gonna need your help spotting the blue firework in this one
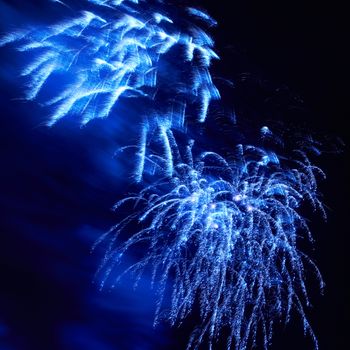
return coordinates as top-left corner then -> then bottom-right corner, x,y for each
95,138 -> 325,350
0,0 -> 219,127
0,1 -> 328,349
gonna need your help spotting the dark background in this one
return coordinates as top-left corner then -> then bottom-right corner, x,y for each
0,0 -> 348,349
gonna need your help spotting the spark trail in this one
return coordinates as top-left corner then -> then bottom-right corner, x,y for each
95,137 -> 326,350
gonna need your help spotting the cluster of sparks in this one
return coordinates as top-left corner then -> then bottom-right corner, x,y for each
97,139 -> 325,350
1,0 -> 326,349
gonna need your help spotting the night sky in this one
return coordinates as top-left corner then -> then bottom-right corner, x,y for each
0,1 -> 348,349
